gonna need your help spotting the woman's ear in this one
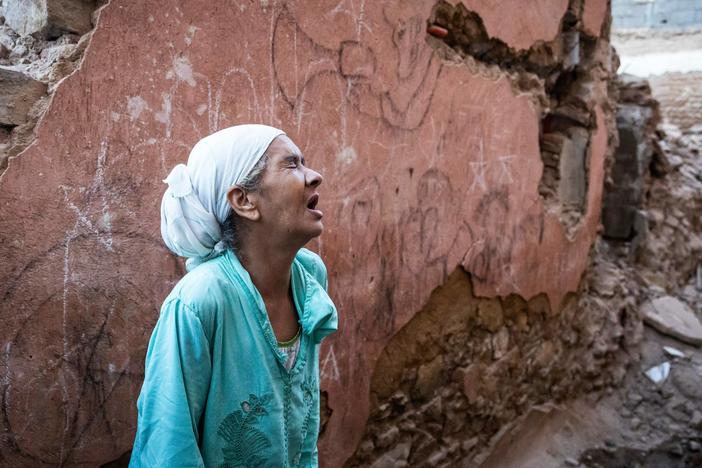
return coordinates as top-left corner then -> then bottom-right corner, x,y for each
227,186 -> 261,221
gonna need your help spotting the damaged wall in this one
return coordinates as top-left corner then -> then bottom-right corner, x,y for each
0,0 -> 622,466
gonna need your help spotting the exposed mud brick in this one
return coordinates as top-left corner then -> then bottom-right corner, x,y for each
602,76 -> 662,241
4,0 -> 95,38
0,66 -> 47,125
478,298 -> 504,332
414,355 -> 445,400
558,126 -> 589,207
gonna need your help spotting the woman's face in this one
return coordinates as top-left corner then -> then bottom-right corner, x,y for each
254,135 -> 324,246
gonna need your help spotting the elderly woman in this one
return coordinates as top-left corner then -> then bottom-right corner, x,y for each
130,125 -> 338,467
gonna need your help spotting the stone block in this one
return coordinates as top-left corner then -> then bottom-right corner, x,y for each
4,0 -> 95,38
0,66 -> 47,125
642,296 -> 702,346
0,26 -> 15,48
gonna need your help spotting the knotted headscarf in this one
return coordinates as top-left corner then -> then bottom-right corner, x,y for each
160,124 -> 285,270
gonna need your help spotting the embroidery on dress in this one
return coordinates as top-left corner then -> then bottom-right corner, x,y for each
217,393 -> 274,468
292,379 -> 317,468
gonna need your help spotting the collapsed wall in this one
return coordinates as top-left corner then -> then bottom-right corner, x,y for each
0,0 -> 624,466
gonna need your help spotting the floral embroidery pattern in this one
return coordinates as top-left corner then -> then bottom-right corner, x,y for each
292,379 -> 317,467
217,393 -> 274,468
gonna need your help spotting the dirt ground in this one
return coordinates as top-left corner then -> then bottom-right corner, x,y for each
478,325 -> 702,468
611,28 -> 702,57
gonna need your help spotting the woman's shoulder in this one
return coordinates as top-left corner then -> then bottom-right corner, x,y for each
295,248 -> 328,290
165,255 -> 238,317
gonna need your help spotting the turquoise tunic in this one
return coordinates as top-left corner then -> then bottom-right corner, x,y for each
130,249 -> 338,468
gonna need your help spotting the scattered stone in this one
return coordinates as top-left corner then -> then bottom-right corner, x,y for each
662,346 -> 685,359
630,417 -> 642,430
455,364 -> 483,405
0,66 -> 47,125
690,441 -> 701,452
425,447 -> 448,466
491,327 -> 510,360
628,392 -> 643,405
4,0 -> 96,38
356,440 -> 374,459
461,436 -> 479,453
690,411 -> 702,428
370,442 -> 411,468
420,396 -> 443,422
644,361 -> 671,384
375,426 -> 399,448
565,457 -> 580,466
669,442 -> 684,457
641,296 -> 702,346
671,365 -> 702,401
377,403 -> 391,420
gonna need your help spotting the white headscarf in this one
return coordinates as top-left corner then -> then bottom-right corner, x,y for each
160,124 -> 285,270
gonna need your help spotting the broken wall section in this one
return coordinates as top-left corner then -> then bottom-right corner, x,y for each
603,74 -> 702,303
347,262 -> 641,468
429,0 -> 616,236
601,74 -> 663,242
0,0 -> 102,173
347,1 -> 629,467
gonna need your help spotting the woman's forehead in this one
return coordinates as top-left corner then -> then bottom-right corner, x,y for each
267,135 -> 303,158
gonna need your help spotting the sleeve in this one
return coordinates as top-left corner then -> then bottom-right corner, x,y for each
129,299 -> 212,468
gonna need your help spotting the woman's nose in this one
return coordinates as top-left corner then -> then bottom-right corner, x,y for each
306,167 -> 323,188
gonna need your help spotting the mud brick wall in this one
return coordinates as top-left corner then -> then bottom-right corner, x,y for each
0,1 -> 625,466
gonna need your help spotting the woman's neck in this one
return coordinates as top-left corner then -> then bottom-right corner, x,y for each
236,234 -> 299,301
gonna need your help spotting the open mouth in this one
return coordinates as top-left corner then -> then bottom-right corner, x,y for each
306,194 -> 323,219
307,194 -> 319,210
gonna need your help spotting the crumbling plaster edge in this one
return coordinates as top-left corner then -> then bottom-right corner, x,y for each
0,1 -> 113,186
